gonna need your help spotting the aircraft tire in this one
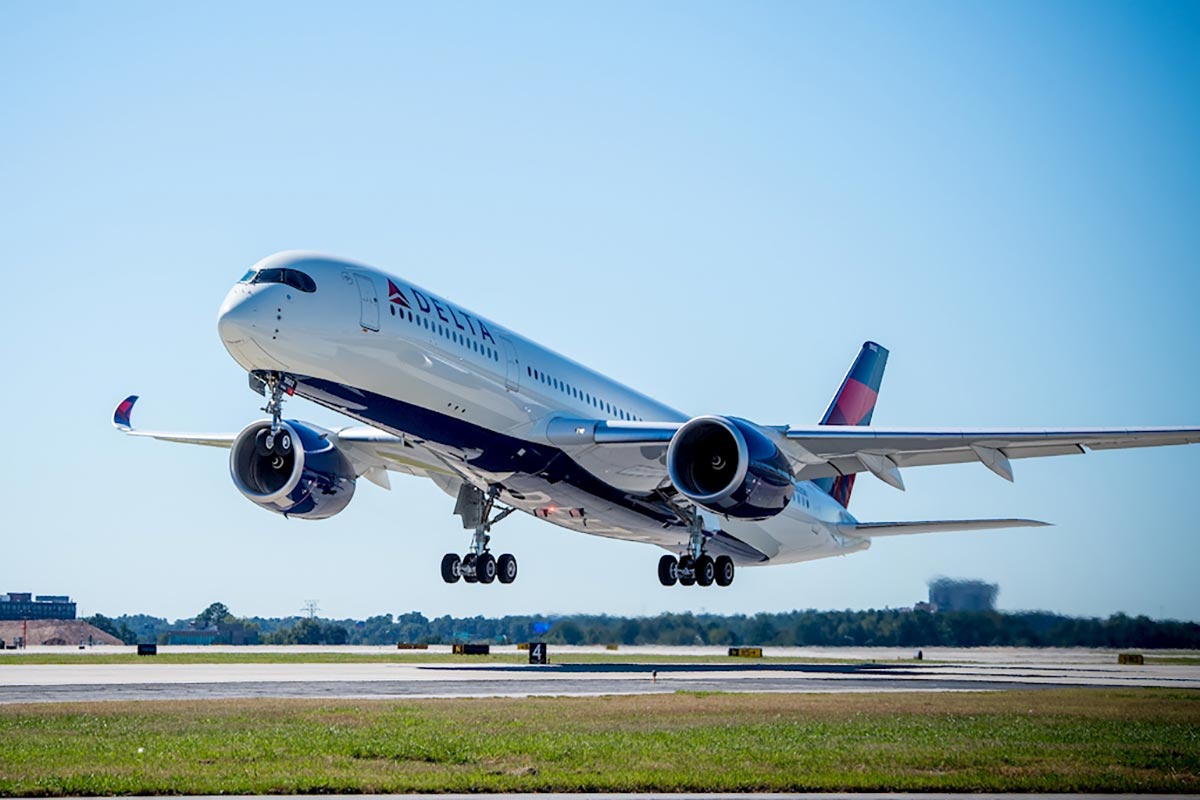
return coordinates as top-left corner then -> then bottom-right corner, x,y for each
657,555 -> 678,586
462,553 -> 479,583
477,552 -> 497,584
695,555 -> 715,587
678,555 -> 696,586
440,553 -> 461,584
715,555 -> 735,587
497,553 -> 518,584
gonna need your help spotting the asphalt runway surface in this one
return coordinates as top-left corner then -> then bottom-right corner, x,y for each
2,650 -> 1197,704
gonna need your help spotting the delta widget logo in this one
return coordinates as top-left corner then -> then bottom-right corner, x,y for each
387,279 -> 412,309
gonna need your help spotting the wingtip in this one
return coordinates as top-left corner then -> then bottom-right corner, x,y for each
113,395 -> 139,431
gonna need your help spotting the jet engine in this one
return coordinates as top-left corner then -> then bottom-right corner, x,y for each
229,420 -> 356,519
666,415 -> 794,519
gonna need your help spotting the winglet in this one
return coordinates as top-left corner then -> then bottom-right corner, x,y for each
113,395 -> 138,431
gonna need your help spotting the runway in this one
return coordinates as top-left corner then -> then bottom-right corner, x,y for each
2,648 -> 1197,704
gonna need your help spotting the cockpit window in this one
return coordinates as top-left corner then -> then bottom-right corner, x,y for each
239,269 -> 257,282
250,268 -> 317,293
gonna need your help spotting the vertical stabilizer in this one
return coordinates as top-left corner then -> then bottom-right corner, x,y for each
813,341 -> 888,507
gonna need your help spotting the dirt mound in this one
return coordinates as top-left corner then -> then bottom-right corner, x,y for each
0,620 -> 122,647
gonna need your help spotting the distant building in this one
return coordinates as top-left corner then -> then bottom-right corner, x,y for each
0,592 -> 76,620
164,622 -> 259,646
217,621 -> 259,645
165,627 -> 220,645
928,578 -> 998,612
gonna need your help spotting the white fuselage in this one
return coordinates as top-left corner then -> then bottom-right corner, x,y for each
217,252 -> 867,565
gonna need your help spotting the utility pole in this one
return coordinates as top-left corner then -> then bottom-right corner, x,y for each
301,600 -> 320,619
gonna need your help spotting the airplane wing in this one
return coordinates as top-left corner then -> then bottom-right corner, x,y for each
112,396 -> 236,448
112,395 -> 457,485
545,417 -> 1200,490
781,425 -> 1200,489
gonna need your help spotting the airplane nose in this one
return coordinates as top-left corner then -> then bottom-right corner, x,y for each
218,286 -> 257,343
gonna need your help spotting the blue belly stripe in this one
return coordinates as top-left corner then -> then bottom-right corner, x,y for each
295,377 -> 768,562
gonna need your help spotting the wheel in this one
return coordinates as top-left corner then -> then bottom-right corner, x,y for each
274,431 -> 292,455
657,555 -> 678,587
462,553 -> 478,583
255,429 -> 273,457
695,555 -> 715,587
476,552 -> 497,584
678,555 -> 696,586
715,555 -> 735,587
440,553 -> 461,584
497,553 -> 518,584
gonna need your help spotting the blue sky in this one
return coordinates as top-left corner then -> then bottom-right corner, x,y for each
2,1 -> 1197,622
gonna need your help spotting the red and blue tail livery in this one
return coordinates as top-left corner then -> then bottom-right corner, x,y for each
820,341 -> 888,427
814,342 -> 889,507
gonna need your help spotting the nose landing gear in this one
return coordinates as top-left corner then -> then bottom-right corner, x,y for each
441,485 -> 519,585
250,371 -> 297,449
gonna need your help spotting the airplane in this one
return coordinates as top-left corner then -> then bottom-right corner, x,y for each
114,251 -> 1200,588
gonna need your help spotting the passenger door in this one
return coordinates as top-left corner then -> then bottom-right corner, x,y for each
499,336 -> 520,392
354,274 -> 380,332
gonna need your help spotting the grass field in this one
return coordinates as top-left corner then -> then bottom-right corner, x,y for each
1147,655 -> 1200,665
0,651 -> 866,666
0,688 -> 1196,795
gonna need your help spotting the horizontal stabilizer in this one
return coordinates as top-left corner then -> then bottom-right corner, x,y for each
842,518 -> 1050,537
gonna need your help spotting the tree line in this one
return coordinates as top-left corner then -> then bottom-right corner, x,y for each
86,606 -> 1200,649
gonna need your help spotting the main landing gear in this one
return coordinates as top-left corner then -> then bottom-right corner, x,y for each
657,506 -> 735,588
441,485 -> 518,585
658,553 -> 735,588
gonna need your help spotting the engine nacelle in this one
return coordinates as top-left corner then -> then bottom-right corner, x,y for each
666,415 -> 794,519
230,420 -> 356,519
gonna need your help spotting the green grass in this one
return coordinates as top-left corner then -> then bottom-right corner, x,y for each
0,689 -> 1197,794
0,651 -> 863,666
1147,655 -> 1200,665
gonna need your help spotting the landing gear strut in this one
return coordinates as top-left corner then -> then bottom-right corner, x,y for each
441,485 -> 519,585
250,371 -> 297,453
252,372 -> 296,458
657,505 -> 735,588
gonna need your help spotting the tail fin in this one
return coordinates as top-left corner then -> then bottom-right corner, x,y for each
813,341 -> 889,507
